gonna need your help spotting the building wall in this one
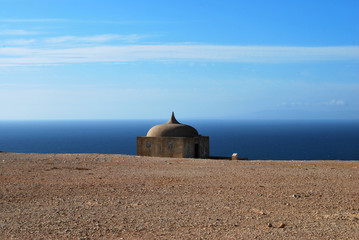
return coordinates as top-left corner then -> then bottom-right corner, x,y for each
137,136 -> 209,158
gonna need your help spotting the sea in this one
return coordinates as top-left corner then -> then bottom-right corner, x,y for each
0,119 -> 358,160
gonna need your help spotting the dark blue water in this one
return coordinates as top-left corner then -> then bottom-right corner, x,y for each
0,120 -> 358,160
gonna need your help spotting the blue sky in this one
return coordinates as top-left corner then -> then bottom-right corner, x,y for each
0,0 -> 358,120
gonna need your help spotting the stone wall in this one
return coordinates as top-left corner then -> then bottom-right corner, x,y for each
137,136 -> 209,158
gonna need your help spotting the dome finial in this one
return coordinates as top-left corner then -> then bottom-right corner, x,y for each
146,112 -> 199,137
168,112 -> 180,124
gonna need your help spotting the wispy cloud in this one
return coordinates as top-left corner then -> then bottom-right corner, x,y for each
1,18 -> 65,23
2,39 -> 36,46
320,99 -> 347,106
0,18 -> 172,25
1,45 -> 358,66
0,34 -> 146,48
279,99 -> 348,108
45,34 -> 146,44
278,102 -> 311,107
0,29 -> 39,35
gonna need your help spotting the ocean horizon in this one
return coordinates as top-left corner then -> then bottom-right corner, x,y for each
0,119 -> 358,160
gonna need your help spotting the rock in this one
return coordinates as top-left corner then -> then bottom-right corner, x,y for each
278,223 -> 285,228
267,223 -> 272,228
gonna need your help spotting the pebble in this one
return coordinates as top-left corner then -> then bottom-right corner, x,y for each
278,223 -> 285,228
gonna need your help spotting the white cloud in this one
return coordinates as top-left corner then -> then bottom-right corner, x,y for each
0,45 -> 358,66
279,99 -> 348,108
0,19 -> 147,24
1,18 -> 64,23
278,102 -> 311,107
2,39 -> 36,45
45,34 -> 145,44
0,29 -> 39,35
321,99 -> 347,106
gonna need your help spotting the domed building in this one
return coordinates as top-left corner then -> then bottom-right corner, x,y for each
137,112 -> 209,158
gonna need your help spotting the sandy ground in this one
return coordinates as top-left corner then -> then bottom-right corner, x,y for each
0,152 -> 358,239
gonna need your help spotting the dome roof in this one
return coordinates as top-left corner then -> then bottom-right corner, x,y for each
146,112 -> 199,137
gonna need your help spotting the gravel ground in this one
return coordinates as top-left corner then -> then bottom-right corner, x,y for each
1,152 -> 358,239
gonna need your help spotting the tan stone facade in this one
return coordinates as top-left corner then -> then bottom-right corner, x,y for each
137,136 -> 209,158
